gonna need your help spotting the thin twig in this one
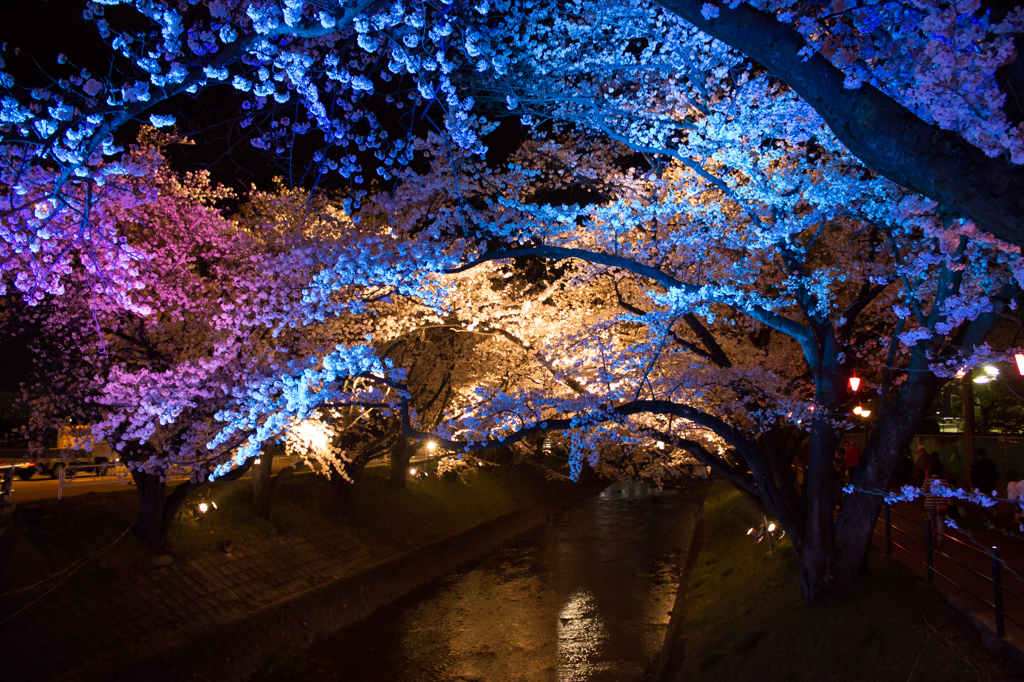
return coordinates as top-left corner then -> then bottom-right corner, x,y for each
907,632 -> 928,682
924,616 -> 984,682
0,523 -> 134,625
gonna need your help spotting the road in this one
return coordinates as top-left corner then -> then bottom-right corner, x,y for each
8,469 -> 137,503
5,454 -> 439,503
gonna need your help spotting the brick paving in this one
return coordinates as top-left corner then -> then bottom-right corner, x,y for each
0,527 -> 372,681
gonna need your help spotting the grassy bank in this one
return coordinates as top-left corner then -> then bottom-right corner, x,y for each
682,483 -> 1024,681
12,463 -> 574,585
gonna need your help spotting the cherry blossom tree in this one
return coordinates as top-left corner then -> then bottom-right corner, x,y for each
4,0 -> 1024,598
3,0 -> 1022,253
427,139 -> 1019,598
202,95 -> 1024,599
6,133 -> 398,545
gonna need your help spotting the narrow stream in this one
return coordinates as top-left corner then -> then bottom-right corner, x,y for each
287,481 -> 695,682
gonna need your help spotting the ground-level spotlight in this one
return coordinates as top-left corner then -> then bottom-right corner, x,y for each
198,502 -> 209,513
747,515 -> 784,555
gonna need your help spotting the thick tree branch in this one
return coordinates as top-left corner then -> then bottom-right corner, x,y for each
656,0 -> 1024,248
650,429 -> 757,495
448,245 -> 818,361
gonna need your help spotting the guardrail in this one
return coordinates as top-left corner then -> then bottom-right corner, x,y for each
52,462 -> 131,500
876,504 -> 1024,638
0,456 -> 305,503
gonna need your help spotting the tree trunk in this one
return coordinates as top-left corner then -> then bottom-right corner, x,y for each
132,470 -> 166,548
833,356 -> 940,587
252,441 -> 284,519
330,456 -> 369,508
829,300 -> 1004,588
390,437 -> 415,488
783,334 -> 849,602
832,440 -> 903,586
798,412 -> 842,601
130,470 -> 203,550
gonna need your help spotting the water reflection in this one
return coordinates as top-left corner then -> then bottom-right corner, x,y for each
286,481 -> 692,682
557,590 -> 609,681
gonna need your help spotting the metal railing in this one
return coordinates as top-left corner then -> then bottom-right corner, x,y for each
876,504 -> 1024,638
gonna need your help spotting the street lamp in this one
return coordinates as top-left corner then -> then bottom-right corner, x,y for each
971,365 -> 999,384
849,376 -> 861,392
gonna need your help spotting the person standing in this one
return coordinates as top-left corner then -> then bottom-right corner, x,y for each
795,438 -> 810,493
914,445 -> 929,486
923,453 -> 950,545
1007,471 -> 1020,528
844,440 -> 863,484
845,440 -> 862,471
971,447 -> 1000,496
892,448 -> 914,488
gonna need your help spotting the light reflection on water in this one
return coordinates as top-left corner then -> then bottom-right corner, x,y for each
286,481 -> 693,682
557,590 -> 610,681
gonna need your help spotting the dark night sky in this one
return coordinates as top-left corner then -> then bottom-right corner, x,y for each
0,1 -> 533,393
2,0 -> 301,191
2,1 -> 528,190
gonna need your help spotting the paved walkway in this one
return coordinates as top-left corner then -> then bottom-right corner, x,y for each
872,501 -> 1024,652
0,525 -> 372,681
